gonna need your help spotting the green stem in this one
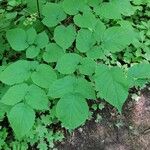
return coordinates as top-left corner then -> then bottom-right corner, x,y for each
36,0 -> 41,18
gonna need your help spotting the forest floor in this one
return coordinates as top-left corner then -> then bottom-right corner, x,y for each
57,87 -> 150,150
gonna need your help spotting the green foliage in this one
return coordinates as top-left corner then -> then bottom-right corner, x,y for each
35,31 -> 49,49
26,46 -> 40,59
43,43 -> 64,63
48,76 -> 76,98
48,76 -> 95,99
56,53 -> 81,74
8,103 -> 35,139
94,0 -> 135,19
128,63 -> 150,79
31,64 -> 57,89
128,63 -> 150,87
54,25 -> 76,50
26,27 -> 37,45
1,83 -> 28,105
42,2 -> 66,27
0,0 -> 150,148
6,28 -> 28,51
101,27 -> 135,53
94,65 -> 130,112
74,11 -> 97,30
79,57 -> 96,76
56,93 -> 89,129
0,60 -> 32,85
25,84 -> 49,110
76,29 -> 95,52
62,0 -> 87,15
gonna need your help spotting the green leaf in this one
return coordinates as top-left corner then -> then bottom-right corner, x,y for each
113,0 -> 135,16
6,28 -> 28,51
26,27 -> 37,45
31,64 -> 57,89
94,0 -> 134,19
93,20 -> 106,43
76,29 -> 96,53
43,43 -> 64,63
78,57 -> 96,76
56,93 -> 89,129
86,46 -> 105,60
0,84 -> 9,99
128,63 -> 150,79
35,31 -> 49,49
26,0 -> 46,13
1,83 -> 28,106
26,46 -> 40,59
73,12 -> 97,30
54,25 -> 76,50
42,2 -> 66,27
56,53 -> 81,74
48,76 -> 75,98
25,84 -> 49,110
8,103 -> 35,139
94,65 -> 130,112
87,0 -> 102,7
48,76 -> 95,99
62,0 -> 87,15
94,2 -> 121,19
132,0 -> 150,5
101,27 -> 133,53
0,60 -> 31,85
75,78 -> 96,99
0,102 -> 11,114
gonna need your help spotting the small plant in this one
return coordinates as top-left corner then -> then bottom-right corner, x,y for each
0,0 -> 150,149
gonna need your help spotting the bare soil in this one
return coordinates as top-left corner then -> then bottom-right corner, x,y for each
57,87 -> 150,150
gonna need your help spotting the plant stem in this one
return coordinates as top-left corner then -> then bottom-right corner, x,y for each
36,0 -> 41,18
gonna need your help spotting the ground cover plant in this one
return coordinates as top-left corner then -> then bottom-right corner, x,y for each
0,0 -> 150,149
